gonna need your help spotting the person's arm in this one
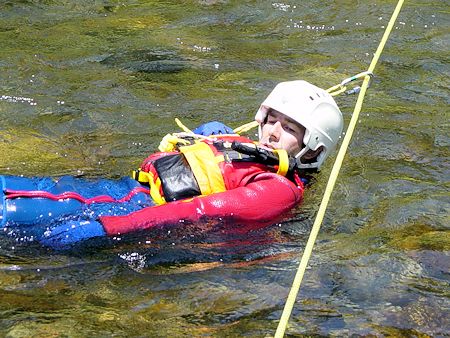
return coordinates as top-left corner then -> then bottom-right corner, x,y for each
40,172 -> 302,249
100,172 -> 302,235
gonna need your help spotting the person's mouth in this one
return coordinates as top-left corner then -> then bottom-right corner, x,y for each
259,142 -> 276,151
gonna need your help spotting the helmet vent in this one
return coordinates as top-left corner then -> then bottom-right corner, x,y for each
309,96 -> 314,100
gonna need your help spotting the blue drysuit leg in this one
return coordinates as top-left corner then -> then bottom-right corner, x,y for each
0,175 -> 153,245
0,175 -> 82,227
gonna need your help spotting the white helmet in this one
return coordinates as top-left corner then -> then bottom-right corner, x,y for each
255,80 -> 343,170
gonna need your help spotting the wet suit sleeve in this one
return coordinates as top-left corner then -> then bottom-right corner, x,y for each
100,173 -> 303,235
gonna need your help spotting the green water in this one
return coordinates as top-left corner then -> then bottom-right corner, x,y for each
0,0 -> 449,336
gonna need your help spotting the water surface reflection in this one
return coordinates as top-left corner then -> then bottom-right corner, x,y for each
0,0 -> 448,336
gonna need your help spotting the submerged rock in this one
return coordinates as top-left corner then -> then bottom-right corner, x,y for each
100,49 -> 189,74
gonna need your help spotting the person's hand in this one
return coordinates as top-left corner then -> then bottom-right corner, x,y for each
40,220 -> 106,249
192,121 -> 234,136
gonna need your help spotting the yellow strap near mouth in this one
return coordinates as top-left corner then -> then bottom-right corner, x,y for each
274,149 -> 289,176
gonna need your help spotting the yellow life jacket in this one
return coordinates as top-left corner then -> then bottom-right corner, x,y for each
133,134 -> 290,205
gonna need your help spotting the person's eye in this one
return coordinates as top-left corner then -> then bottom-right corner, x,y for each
284,125 -> 296,133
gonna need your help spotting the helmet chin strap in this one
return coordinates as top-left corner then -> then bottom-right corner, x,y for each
295,130 -> 316,168
295,147 -> 310,161
294,145 -> 326,169
294,147 -> 312,168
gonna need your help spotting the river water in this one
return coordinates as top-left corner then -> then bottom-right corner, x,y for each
0,1 -> 448,336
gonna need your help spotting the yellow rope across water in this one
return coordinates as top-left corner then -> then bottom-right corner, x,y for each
274,0 -> 406,336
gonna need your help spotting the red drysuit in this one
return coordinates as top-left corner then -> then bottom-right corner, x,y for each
100,135 -> 304,235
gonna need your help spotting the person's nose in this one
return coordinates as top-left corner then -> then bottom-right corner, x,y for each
268,121 -> 282,142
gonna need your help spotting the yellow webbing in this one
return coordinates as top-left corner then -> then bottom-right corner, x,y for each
132,170 -> 166,205
275,0 -> 406,336
274,149 -> 289,176
179,142 -> 226,195
158,133 -> 192,152
175,118 -> 193,133
233,121 -> 259,134
167,117 -> 259,139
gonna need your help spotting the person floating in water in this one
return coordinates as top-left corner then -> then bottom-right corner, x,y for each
0,80 -> 343,248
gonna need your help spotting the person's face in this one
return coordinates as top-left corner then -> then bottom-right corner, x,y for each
259,109 -> 305,156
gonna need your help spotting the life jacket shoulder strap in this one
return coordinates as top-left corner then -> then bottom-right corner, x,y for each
179,142 -> 226,195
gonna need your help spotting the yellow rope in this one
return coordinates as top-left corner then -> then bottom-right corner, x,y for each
274,0 -> 405,336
